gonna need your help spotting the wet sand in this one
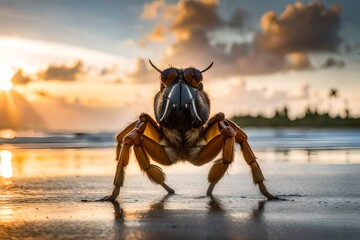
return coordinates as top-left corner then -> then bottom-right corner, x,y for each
1,148 -> 360,239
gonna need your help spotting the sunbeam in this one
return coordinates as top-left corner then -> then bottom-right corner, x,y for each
0,90 -> 45,130
0,90 -> 20,129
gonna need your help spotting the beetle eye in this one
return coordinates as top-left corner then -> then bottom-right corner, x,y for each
184,68 -> 203,88
160,68 -> 178,86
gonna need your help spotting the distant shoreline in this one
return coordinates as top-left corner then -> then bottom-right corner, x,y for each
231,110 -> 360,128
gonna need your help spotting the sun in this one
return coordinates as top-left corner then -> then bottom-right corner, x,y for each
0,68 -> 14,91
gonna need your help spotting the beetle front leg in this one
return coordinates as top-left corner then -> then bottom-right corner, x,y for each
191,118 -> 236,196
100,130 -> 133,201
206,121 -> 236,196
203,113 -> 277,200
100,114 -> 174,201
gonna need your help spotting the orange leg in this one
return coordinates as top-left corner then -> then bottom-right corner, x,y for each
201,113 -> 276,200
205,119 -> 236,196
227,119 -> 277,200
188,113 -> 236,196
114,120 -> 138,161
101,114 -> 174,201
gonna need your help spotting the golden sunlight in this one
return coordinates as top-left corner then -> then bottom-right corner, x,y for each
0,68 -> 14,91
0,150 -> 13,178
0,129 -> 16,139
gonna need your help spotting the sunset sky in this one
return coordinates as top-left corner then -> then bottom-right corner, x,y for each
0,0 -> 359,131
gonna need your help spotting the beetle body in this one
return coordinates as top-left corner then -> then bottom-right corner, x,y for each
101,60 -> 277,201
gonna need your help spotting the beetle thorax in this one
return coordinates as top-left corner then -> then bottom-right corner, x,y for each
160,126 -> 206,163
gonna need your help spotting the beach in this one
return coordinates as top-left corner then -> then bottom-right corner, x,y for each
1,0 -> 360,238
1,129 -> 360,239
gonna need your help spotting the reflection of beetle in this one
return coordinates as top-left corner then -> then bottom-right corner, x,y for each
102,60 -> 276,201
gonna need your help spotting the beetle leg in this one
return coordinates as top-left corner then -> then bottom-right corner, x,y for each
191,113 -> 231,167
101,114 -> 174,201
188,114 -> 236,196
141,135 -> 173,166
226,119 -> 277,200
201,113 -> 276,200
206,120 -> 236,196
191,135 -> 223,166
136,113 -> 174,193
133,139 -> 174,193
115,120 -> 138,161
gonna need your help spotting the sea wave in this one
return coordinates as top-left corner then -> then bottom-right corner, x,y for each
1,128 -> 360,150
0,132 -> 116,149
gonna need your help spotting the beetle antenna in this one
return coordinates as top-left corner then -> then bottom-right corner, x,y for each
201,61 -> 214,73
149,59 -> 164,74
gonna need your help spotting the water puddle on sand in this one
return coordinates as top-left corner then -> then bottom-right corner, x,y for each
1,147 -> 360,228
0,147 -> 359,180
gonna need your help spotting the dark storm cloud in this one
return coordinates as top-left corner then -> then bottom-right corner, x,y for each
39,60 -> 84,81
170,0 -> 221,34
227,8 -> 248,28
138,0 -> 343,80
321,57 -> 345,69
161,0 -> 289,77
256,2 -> 341,53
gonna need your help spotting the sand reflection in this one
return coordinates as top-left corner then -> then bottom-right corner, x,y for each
109,195 -> 270,239
0,148 -> 118,178
0,147 -> 359,179
256,148 -> 360,164
0,150 -> 13,178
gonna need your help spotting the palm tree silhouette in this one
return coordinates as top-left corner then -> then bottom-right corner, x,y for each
328,88 -> 338,117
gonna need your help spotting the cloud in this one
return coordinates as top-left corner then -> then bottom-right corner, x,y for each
287,52 -> 312,70
100,64 -> 118,76
32,87 -> 156,131
36,90 -> 100,108
160,0 -> 287,77
36,90 -> 51,98
139,1 -> 342,78
227,8 -> 248,28
321,57 -> 345,68
139,24 -> 166,46
140,0 -> 165,20
39,60 -> 84,81
32,93 -> 127,131
147,24 -> 166,42
207,79 -> 291,117
257,2 -> 341,53
170,0 -> 221,39
9,61 -> 100,86
9,60 -> 124,86
126,58 -> 158,83
11,68 -> 32,84
110,78 -> 123,84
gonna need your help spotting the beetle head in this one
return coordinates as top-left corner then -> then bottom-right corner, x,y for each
151,60 -> 213,130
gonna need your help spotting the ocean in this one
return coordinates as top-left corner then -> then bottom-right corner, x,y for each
2,128 -> 360,150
